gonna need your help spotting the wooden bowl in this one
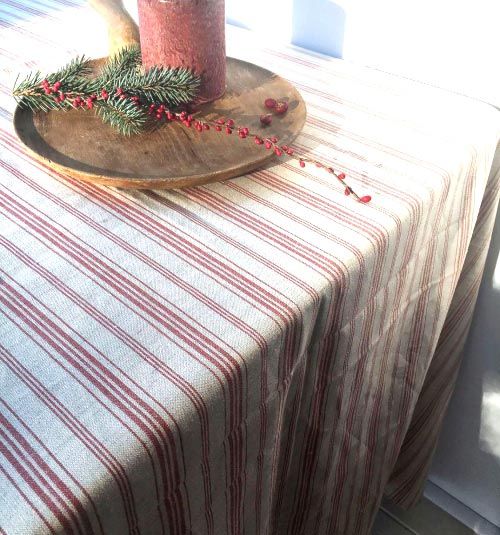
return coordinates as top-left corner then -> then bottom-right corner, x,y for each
14,57 -> 307,189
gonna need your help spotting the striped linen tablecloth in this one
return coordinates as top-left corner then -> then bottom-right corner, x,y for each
2,2 -> 500,535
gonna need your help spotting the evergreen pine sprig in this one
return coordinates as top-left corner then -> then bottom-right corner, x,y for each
94,96 -> 149,136
127,65 -> 202,107
13,46 -> 200,135
95,45 -> 142,85
12,55 -> 91,113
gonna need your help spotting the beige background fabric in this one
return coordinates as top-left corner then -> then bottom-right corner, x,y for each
1,3 -> 500,534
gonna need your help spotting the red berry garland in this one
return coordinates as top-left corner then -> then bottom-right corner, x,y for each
260,114 -> 273,126
150,98 -> 372,203
273,100 -> 288,114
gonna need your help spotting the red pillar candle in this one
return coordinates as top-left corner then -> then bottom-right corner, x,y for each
137,0 -> 226,103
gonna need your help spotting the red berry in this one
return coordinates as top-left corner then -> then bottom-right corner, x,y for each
203,123 -> 210,130
59,93 -> 66,101
156,113 -> 162,119
281,145 -> 288,151
287,148 -> 294,155
238,131 -> 246,138
265,98 -> 277,109
215,125 -> 222,131
225,126 -> 232,134
299,159 -> 306,168
260,114 -> 272,126
101,90 -> 109,99
167,112 -> 174,120
44,88 -> 52,95
227,119 -> 234,126
271,137 -> 278,143
196,124 -> 202,132
265,141 -> 272,149
241,127 -> 249,135
360,195 -> 372,203
217,118 -> 225,125
274,100 -> 288,114
254,137 -> 263,145
42,79 -> 49,87
344,187 -> 350,196
338,173 -> 346,180
86,98 -> 94,109
275,148 -> 282,156
54,96 -> 61,103
120,94 -> 126,99
116,88 -> 123,95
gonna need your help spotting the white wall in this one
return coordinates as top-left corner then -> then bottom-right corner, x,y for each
226,1 -> 500,532
227,0 -> 500,106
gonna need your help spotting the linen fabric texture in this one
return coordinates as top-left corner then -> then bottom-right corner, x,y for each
1,3 -> 500,534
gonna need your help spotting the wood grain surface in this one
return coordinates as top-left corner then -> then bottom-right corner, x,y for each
14,57 -> 307,189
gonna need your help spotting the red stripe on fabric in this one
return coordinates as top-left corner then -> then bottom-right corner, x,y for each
388,157 -> 476,469
1,149 -> 296,532
0,186 -> 239,533
145,189 -> 319,305
231,161 -> 394,529
0,466 -> 56,535
0,278 -> 185,533
404,269 -> 487,446
183,186 -> 340,376
0,413 -> 90,535
1,399 -> 105,535
269,358 -> 307,534
286,335 -> 335,534
0,423 -> 76,534
0,173 -> 247,535
1,236 -> 214,534
0,281 -> 181,535
0,180 -> 243,383
1,0 -> 76,20
67,178 -> 301,373
323,174 -> 443,532
0,179 -> 229,535
0,342 -> 141,535
225,180 -> 361,281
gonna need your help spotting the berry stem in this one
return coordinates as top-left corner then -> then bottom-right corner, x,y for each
161,109 -> 371,203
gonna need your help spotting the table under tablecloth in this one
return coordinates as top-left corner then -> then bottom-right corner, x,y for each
2,2 -> 500,535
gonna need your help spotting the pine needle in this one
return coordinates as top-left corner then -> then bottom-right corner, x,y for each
12,46 -> 201,135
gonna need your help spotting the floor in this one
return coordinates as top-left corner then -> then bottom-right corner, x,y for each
372,497 -> 475,535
